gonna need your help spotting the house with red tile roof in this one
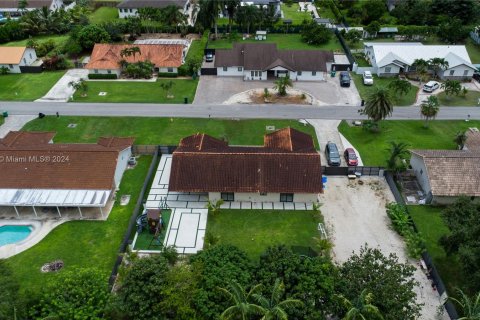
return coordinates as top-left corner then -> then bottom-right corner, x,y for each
169,127 -> 322,204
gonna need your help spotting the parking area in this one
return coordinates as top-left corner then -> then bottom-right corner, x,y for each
193,75 -> 361,106
320,176 -> 448,319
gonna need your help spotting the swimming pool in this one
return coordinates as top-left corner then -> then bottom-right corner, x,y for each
0,225 -> 33,247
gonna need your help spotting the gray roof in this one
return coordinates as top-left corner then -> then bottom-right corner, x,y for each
379,27 -> 398,33
0,0 -> 53,8
214,43 -> 334,72
117,0 -> 186,9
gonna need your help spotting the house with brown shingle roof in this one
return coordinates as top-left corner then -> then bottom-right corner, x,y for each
117,0 -> 189,19
0,47 -> 39,73
0,0 -> 64,16
214,43 -> 334,81
169,127 -> 322,204
0,131 -> 134,217
410,131 -> 480,205
85,43 -> 184,78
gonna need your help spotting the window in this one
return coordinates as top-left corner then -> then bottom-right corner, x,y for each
8,64 -> 13,68
464,70 -> 469,76
223,66 -> 228,71
238,67 -> 242,71
107,70 -> 111,74
298,71 -> 302,76
23,58 -> 26,64
29,53 -> 32,59
221,193 -> 234,201
449,70 -> 455,76
167,67 -> 174,72
251,71 -> 254,77
280,193 -> 293,202
420,169 -> 423,175
94,69 -> 98,74
312,71 -> 316,76
385,67 -> 391,73
260,192 -> 267,196
259,71 -> 262,77
129,8 -> 132,12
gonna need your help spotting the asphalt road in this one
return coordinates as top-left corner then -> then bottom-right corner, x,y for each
1,101 -> 480,120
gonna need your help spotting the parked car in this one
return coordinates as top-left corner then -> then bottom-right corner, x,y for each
205,52 -> 214,62
325,141 -> 341,166
422,81 -> 440,93
362,71 -> 373,85
339,71 -> 351,87
344,148 -> 358,166
128,156 -> 137,166
473,72 -> 480,83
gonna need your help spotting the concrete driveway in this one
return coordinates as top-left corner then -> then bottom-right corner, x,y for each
36,69 -> 88,103
193,75 -> 361,106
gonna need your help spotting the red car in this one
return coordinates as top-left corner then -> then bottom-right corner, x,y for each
344,148 -> 358,166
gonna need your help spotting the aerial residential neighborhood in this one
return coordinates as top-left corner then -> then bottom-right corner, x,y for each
1,0 -> 480,319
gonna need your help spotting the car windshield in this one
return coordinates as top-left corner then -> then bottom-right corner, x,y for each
364,74 -> 372,79
330,151 -> 339,157
424,84 -> 432,88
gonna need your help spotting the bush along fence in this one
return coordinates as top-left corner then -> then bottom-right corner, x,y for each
384,172 -> 459,319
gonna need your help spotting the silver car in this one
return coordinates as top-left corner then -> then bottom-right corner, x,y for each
423,81 -> 440,92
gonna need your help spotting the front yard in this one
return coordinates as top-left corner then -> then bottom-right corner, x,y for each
88,6 -> 119,24
437,91 -> 480,106
72,79 -> 199,103
207,33 -> 344,51
281,3 -> 312,24
338,120 -> 480,166
22,116 -> 319,147
6,155 -> 152,293
0,71 -> 65,101
206,209 -> 321,259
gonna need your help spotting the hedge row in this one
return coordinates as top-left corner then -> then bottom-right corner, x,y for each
88,73 -> 118,79
157,72 -> 178,78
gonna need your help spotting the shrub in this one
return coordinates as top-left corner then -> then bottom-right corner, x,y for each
0,66 -> 9,75
157,72 -> 178,78
124,60 -> 154,79
88,73 -> 118,79
36,39 -> 56,57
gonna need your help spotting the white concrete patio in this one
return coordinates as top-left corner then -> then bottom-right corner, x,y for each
164,208 -> 207,254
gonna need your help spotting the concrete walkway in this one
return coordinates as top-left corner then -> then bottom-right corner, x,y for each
299,1 -> 319,18
36,69 -> 88,103
0,115 -> 36,138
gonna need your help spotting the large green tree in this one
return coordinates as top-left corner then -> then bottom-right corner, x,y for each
301,21 -> 331,45
428,57 -> 449,79
360,86 -> 394,128
420,95 -> 440,128
441,79 -> 462,99
77,24 -> 110,50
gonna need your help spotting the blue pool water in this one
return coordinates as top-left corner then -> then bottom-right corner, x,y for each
0,225 -> 32,247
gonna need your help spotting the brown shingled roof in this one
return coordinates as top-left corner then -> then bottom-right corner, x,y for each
169,128 -> 322,194
411,149 -> 480,197
85,44 -> 183,70
0,0 -> 53,9
117,0 -> 185,9
465,129 -> 480,151
0,131 -> 55,147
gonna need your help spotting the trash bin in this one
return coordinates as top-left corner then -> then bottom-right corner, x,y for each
361,99 -> 365,106
2,111 -> 8,118
184,97 -> 188,104
330,70 -> 336,77
38,112 -> 45,119
192,73 -> 197,80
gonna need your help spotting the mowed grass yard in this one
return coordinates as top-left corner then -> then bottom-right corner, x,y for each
88,6 -> 119,24
338,120 -> 480,166
22,116 -> 319,147
409,205 -> 467,296
281,3 -> 312,24
207,210 -> 320,258
207,33 -> 344,51
437,91 -> 480,106
0,71 -> 65,101
0,34 -> 69,47
351,74 -> 418,106
72,79 -> 198,103
6,155 -> 152,293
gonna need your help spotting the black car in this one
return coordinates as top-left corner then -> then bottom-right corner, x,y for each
339,71 -> 351,87
205,52 -> 214,62
325,142 -> 341,166
473,72 -> 480,83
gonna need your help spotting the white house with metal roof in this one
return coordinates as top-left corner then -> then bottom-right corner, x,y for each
364,42 -> 476,79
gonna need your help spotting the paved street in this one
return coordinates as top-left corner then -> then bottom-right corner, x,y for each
1,101 -> 480,120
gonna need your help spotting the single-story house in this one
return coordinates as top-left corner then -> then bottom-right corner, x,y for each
410,130 -> 480,205
85,43 -> 184,77
0,0 -> 63,16
364,42 -> 476,79
214,43 -> 334,81
0,131 -> 134,217
117,0 -> 189,19
240,0 -> 280,17
314,18 -> 335,29
169,127 -> 323,204
0,47 -> 40,73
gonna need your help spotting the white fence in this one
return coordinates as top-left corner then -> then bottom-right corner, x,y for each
352,63 -> 376,75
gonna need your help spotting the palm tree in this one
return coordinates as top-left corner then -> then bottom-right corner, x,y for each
162,5 -> 187,33
428,57 -> 449,79
218,281 -> 264,320
386,141 -> 409,177
441,79 -> 462,99
160,80 -> 175,98
206,199 -> 224,215
252,279 -> 303,320
454,131 -> 467,150
360,86 -> 394,129
387,78 -> 411,99
337,289 -> 384,320
225,0 -> 240,33
420,95 -> 440,128
412,59 -> 429,84
449,289 -> 480,320
273,75 -> 293,96
68,79 -> 88,97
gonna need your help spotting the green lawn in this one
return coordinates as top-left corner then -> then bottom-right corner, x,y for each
281,3 -> 312,24
315,4 -> 337,21
207,33 -> 344,51
0,34 -> 69,47
72,79 -> 198,103
0,116 -> 4,126
6,155 -> 153,293
338,120 -> 480,166
88,6 -> 119,24
187,32 -> 208,61
351,73 -> 418,106
466,39 -> 480,64
133,210 -> 171,250
437,91 -> 480,106
0,71 -> 65,101
409,205 -> 466,295
22,117 -> 319,147
207,210 -> 320,258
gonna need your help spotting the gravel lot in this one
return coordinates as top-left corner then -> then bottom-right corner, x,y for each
320,176 -> 448,320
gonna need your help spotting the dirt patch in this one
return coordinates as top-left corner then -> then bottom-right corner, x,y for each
223,88 -> 314,105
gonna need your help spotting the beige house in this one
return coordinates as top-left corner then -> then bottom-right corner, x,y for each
0,47 -> 39,73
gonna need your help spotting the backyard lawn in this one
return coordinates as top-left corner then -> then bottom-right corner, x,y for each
281,3 -> 312,24
409,205 -> 467,296
338,120 -> 480,166
0,34 -> 69,47
22,117 -> 319,147
465,39 -> 480,64
437,91 -> 480,107
351,74 -> 418,106
72,79 -> 199,103
88,6 -> 119,24
207,33 -> 344,51
133,210 -> 171,250
206,209 -> 321,258
6,155 -> 153,293
0,71 -> 65,101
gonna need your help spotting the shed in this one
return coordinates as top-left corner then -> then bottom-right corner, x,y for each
255,30 -> 267,41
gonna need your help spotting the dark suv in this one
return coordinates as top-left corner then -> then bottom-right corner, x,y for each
339,71 -> 351,87
325,142 -> 341,166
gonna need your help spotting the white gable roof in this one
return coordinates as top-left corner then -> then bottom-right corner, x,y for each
367,43 -> 475,69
